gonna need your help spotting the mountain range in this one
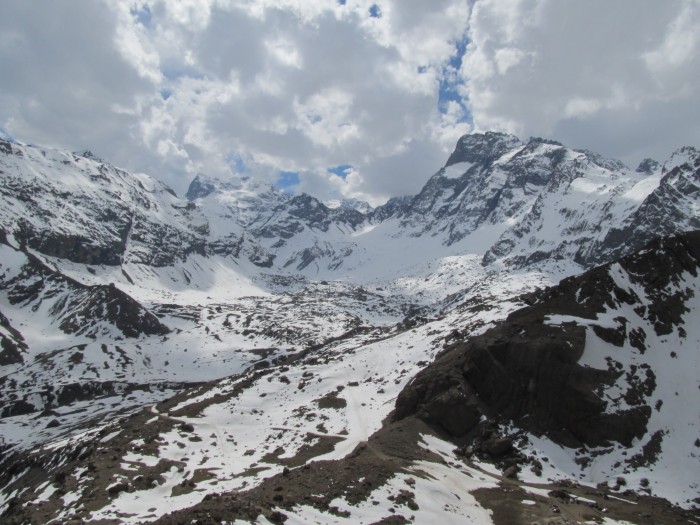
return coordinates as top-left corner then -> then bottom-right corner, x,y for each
0,132 -> 698,524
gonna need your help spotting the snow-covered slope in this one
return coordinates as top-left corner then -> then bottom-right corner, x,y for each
481,143 -> 652,267
2,234 -> 698,524
2,133 -> 699,282
0,132 -> 699,523
484,145 -> 700,269
581,146 -> 700,265
186,173 -> 368,272
0,139 -> 209,267
396,231 -> 700,508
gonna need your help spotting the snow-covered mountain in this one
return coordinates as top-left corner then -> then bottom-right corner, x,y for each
396,231 -> 700,507
3,132 -> 697,280
0,133 -> 699,524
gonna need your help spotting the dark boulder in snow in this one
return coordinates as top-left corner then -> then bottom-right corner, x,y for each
393,314 -> 637,447
395,231 -> 700,449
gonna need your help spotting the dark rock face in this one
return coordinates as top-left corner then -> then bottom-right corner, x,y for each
0,310 -> 27,365
394,319 -> 633,447
583,147 -> 700,267
0,145 -> 209,267
0,138 -> 13,156
636,158 -> 660,174
394,231 -> 700,448
185,173 -> 217,200
0,335 -> 24,365
14,223 -> 127,266
0,248 -> 169,339
287,194 -> 333,230
371,195 -> 413,222
329,205 -> 366,229
57,283 -> 170,339
445,131 -> 522,167
0,380 -> 194,418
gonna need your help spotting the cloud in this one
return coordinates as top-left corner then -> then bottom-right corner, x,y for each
131,0 -> 471,198
461,0 -> 700,166
1,1 -> 696,205
644,2 -> 699,74
0,0 -> 470,202
0,1 -> 153,150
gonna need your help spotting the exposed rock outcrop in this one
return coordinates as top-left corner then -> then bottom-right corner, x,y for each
395,231 -> 700,449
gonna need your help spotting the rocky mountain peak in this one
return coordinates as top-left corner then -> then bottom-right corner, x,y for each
185,173 -> 218,200
662,146 -> 700,175
336,197 -> 373,214
445,131 -> 522,167
370,195 -> 413,221
287,193 -> 329,220
636,158 -> 660,174
185,172 -> 251,200
526,136 -> 564,147
2,133 -> 700,523
573,148 -> 628,171
73,149 -> 104,163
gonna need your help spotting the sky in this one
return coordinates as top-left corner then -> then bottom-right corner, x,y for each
1,0 -> 699,205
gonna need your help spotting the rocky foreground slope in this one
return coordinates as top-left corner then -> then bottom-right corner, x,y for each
0,132 -> 699,523
396,232 -> 700,502
1,233 -> 698,524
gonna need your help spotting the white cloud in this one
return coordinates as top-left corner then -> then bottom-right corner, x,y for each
0,0 -> 471,201
1,0 -> 695,205
293,88 -> 359,148
112,3 -> 163,83
461,0 -> 700,166
644,3 -> 698,67
494,47 -> 525,75
563,98 -> 601,119
265,37 -> 303,69
0,1 -> 152,151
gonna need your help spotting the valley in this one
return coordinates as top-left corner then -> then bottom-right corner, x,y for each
0,132 -> 698,524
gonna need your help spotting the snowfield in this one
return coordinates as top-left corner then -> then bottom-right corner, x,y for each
1,133 -> 699,523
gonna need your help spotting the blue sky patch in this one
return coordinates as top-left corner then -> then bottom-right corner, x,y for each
437,35 -> 471,124
449,36 -> 468,70
277,171 -> 300,192
369,4 -> 381,18
328,164 -> 352,179
0,127 -> 15,142
131,4 -> 153,28
225,153 -> 250,175
162,67 -> 206,84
